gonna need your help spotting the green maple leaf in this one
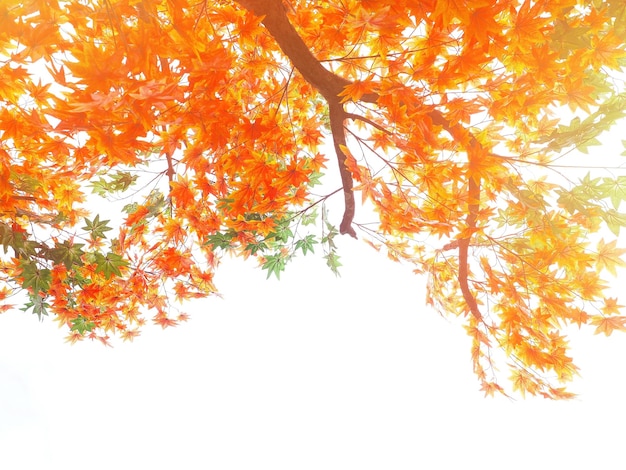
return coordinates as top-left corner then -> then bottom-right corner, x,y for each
94,252 -> 128,279
295,235 -> 317,255
19,260 -> 52,294
70,315 -> 96,334
48,241 -> 85,269
82,215 -> 113,240
262,253 -> 288,279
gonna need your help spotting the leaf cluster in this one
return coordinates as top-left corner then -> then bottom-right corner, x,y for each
2,0 -> 626,398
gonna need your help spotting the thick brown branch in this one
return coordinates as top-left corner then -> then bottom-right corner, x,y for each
234,2 -> 485,290
235,0 -> 349,101
329,103 -> 356,237
458,175 -> 482,320
426,110 -> 483,319
235,0 -> 360,236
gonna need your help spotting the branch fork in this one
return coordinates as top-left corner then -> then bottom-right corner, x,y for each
235,0 -> 483,316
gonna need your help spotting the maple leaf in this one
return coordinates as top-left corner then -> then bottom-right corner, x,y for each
595,239 -> 626,275
480,381 -> 504,398
338,80 -> 377,103
169,177 -> 197,209
154,248 -> 193,277
510,370 -> 539,398
154,314 -> 178,329
70,315 -> 96,335
120,328 -> 141,342
512,0 -> 551,51
83,215 -> 113,240
48,240 -> 85,270
562,76 -> 598,112
591,315 -> 626,336
601,297 -> 625,316
93,252 -> 129,279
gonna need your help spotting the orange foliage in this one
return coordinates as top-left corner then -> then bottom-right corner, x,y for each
1,0 -> 626,398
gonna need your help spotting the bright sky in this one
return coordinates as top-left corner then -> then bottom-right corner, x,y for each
2,227 -> 626,469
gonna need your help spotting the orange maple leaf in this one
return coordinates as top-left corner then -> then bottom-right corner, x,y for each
591,315 -> 626,336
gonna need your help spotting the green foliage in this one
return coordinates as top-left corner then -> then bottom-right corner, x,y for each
601,209 -> 626,236
599,176 -> 626,209
93,252 -> 129,279
19,259 -> 52,294
89,171 -> 138,196
20,293 -> 50,321
266,218 -> 293,244
321,206 -> 341,276
82,215 -> 113,240
48,241 -> 85,270
70,315 -> 96,334
324,252 -> 342,276
205,230 -> 237,251
295,234 -> 317,255
541,93 -> 626,153
261,252 -> 288,279
555,173 -> 626,235
0,223 -> 41,258
299,206 -> 318,226
307,171 -> 324,187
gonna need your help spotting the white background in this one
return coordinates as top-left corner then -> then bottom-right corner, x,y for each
1,232 -> 626,469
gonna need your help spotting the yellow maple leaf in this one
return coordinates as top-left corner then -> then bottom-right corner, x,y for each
596,239 -> 626,276
591,315 -> 626,336
601,297 -> 625,316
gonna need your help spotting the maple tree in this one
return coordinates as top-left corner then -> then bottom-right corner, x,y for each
2,0 -> 626,398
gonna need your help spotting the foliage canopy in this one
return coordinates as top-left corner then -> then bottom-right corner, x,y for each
2,0 -> 626,398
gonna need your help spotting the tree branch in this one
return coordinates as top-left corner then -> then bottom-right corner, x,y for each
458,174 -> 481,320
235,0 -> 350,101
234,2 -> 484,313
329,102 -> 357,237
428,114 -> 483,320
345,112 -> 392,134
235,0 -> 361,236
